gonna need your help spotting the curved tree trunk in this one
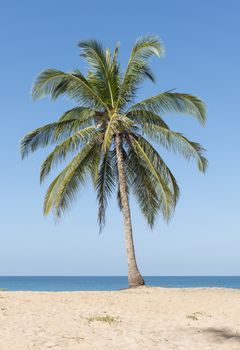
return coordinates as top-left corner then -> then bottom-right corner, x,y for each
115,134 -> 145,288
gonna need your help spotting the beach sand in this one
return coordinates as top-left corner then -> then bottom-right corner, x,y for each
0,287 -> 240,349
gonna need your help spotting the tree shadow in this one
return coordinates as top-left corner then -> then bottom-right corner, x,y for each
201,328 -> 240,343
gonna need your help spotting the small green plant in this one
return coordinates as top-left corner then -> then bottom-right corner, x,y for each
186,311 -> 205,321
0,288 -> 7,291
187,314 -> 198,321
86,315 -> 119,324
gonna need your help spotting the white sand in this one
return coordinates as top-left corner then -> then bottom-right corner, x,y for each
0,287 -> 240,349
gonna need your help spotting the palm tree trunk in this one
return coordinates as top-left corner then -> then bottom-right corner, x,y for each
115,134 -> 145,288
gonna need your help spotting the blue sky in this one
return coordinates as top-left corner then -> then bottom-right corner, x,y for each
0,0 -> 239,276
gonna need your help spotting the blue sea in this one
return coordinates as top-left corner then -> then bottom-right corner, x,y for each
0,276 -> 240,291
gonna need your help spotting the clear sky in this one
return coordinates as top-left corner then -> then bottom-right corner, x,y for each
0,0 -> 239,276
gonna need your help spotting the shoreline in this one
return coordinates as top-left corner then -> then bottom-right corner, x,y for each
1,276 -> 240,292
1,285 -> 240,292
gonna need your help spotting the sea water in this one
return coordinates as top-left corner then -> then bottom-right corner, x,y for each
0,276 -> 240,291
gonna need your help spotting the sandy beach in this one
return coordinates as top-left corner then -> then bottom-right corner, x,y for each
0,287 -> 240,349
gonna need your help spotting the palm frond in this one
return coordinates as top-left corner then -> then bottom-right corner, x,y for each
44,171 -> 66,216
78,40 -> 119,107
96,150 -> 116,231
129,92 -> 206,125
128,135 -> 174,219
44,141 -> 100,217
131,35 -> 165,60
58,106 -> 96,121
133,136 -> 180,204
32,69 -> 109,110
126,148 -> 160,227
116,35 -> 164,110
20,118 -> 94,158
127,109 -> 169,129
143,124 -> 208,172
40,126 -> 97,183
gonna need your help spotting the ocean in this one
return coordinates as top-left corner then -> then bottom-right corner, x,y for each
0,276 -> 240,291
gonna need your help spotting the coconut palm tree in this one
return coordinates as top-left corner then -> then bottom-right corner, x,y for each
20,36 -> 207,287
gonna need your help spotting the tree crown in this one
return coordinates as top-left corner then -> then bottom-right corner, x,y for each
21,35 -> 207,230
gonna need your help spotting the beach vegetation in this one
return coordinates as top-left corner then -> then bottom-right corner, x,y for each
86,315 -> 119,324
187,311 -> 205,320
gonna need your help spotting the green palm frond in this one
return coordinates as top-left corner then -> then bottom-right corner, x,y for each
128,135 -> 174,220
40,126 -> 98,183
129,92 -> 206,125
143,124 -> 207,172
21,121 -> 71,158
20,118 -> 94,158
45,140 -> 100,217
127,109 -> 169,129
116,35 -> 164,110
133,136 -> 180,203
58,106 -> 96,121
44,171 -> 67,216
131,35 -> 165,59
32,69 -> 109,110
96,150 -> 116,231
126,148 -> 160,227
78,40 -> 119,107
79,39 -> 108,70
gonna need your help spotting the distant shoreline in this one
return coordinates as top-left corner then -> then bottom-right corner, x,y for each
0,276 -> 240,291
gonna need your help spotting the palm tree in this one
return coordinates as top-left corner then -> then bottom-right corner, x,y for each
21,36 -> 207,287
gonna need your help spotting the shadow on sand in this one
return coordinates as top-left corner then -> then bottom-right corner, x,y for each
200,328 -> 240,343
